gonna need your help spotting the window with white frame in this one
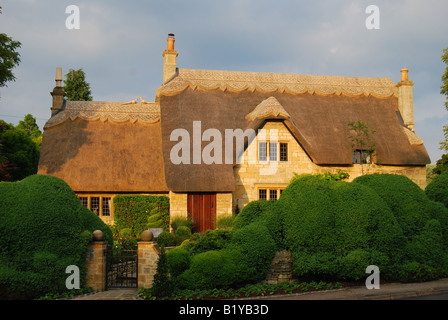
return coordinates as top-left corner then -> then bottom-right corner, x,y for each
78,195 -> 113,218
258,142 -> 288,162
258,187 -> 285,200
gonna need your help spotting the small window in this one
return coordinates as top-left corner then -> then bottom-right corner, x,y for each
259,189 -> 267,200
280,143 -> 288,161
269,142 -> 278,161
352,150 -> 372,164
79,197 -> 88,208
102,197 -> 111,216
269,189 -> 278,200
91,197 -> 100,216
259,142 -> 267,161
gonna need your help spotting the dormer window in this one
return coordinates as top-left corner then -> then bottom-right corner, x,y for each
352,150 -> 372,164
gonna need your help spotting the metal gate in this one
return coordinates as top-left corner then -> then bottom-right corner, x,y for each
107,249 -> 138,289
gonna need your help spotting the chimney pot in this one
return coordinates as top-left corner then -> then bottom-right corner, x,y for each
401,68 -> 409,82
167,33 -> 175,50
55,67 -> 63,87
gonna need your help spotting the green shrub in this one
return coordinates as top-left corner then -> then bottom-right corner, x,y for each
230,222 -> 277,283
113,195 -> 169,238
426,170 -> 448,209
188,229 -> 232,255
156,231 -> 176,247
353,174 -> 432,240
171,217 -> 193,232
233,200 -> 283,249
353,173 -> 448,281
177,250 -> 238,290
151,247 -> 173,297
166,247 -> 191,278
233,200 -> 275,230
175,226 -> 192,246
279,174 -> 407,281
0,174 -> 112,299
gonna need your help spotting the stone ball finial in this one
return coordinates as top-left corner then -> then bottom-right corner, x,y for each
92,230 -> 104,241
141,229 -> 153,241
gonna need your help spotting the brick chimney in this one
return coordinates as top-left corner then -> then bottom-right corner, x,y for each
50,67 -> 66,116
162,33 -> 178,84
397,68 -> 415,131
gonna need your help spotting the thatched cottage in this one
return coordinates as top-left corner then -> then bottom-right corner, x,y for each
38,34 -> 430,231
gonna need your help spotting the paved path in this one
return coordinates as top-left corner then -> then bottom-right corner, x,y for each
70,278 -> 448,300
71,288 -> 141,300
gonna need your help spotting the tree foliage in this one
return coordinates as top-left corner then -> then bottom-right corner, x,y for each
0,33 -> 21,88
63,68 -> 93,101
16,114 -> 42,139
441,47 -> 448,110
0,118 -> 40,181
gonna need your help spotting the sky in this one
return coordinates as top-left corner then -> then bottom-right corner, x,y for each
0,0 -> 447,164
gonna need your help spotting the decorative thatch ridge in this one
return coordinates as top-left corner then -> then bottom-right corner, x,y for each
44,101 -> 160,129
245,96 -> 291,121
159,68 -> 398,98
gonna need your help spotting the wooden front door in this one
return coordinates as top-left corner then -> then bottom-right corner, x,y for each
187,193 -> 216,233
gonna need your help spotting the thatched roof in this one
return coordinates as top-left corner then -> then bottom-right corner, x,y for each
38,101 -> 167,193
38,68 -> 430,194
158,68 -> 430,193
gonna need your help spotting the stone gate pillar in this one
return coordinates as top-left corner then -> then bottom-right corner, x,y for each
138,230 -> 160,288
85,230 -> 108,291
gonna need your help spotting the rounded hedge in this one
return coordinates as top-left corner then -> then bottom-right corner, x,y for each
426,170 -> 448,209
353,174 -> 435,239
353,174 -> 448,281
175,226 -> 192,246
156,231 -> 176,248
176,250 -> 237,290
233,200 -> 283,249
166,247 -> 190,277
0,174 -> 112,299
278,174 -> 406,281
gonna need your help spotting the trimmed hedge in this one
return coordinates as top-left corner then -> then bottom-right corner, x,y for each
0,175 -> 112,299
113,195 -> 169,238
426,170 -> 448,209
233,200 -> 283,249
279,175 -> 406,281
352,174 -> 448,281
152,173 -> 448,295
167,223 -> 276,290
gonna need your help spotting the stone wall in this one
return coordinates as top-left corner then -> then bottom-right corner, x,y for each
263,250 -> 294,285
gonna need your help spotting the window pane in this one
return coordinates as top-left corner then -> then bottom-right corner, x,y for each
362,151 -> 371,164
259,142 -> 267,161
353,150 -> 371,164
79,197 -> 88,208
270,189 -> 278,200
269,142 -> 277,161
102,197 -> 111,216
353,150 -> 361,164
280,143 -> 288,161
91,197 -> 100,216
259,189 -> 267,200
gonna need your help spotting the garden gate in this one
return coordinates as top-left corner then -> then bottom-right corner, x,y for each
106,248 -> 138,289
